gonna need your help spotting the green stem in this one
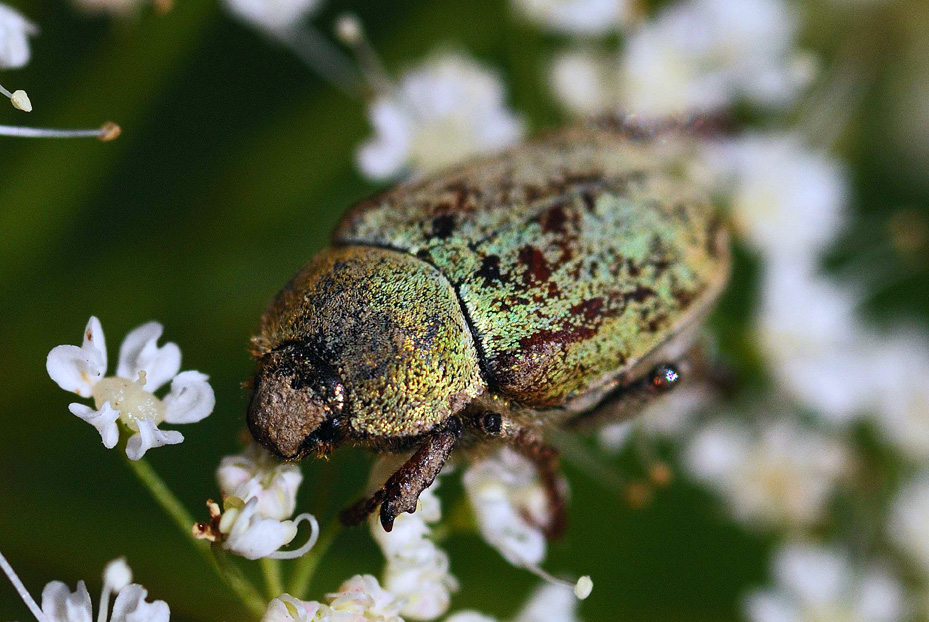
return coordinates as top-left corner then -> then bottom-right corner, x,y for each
260,557 -> 284,600
287,520 -> 342,599
121,453 -> 267,618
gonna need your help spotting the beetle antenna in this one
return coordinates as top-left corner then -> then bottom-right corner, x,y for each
0,121 -> 121,141
334,13 -> 393,97
0,83 -> 32,112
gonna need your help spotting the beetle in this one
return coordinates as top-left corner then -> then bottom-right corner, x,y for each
246,121 -> 731,535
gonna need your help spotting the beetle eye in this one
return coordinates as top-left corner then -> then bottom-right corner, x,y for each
650,364 -> 681,392
480,412 -> 502,435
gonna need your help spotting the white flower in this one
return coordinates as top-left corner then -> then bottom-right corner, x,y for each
0,3 -> 37,70
214,496 -> 319,560
262,595 -> 324,622
756,265 -> 877,425
222,0 -> 321,34
548,49 -> 613,118
888,474 -> 929,577
868,330 -> 929,461
357,52 -> 525,181
512,0 -> 634,36
685,417 -> 849,529
444,614 -> 496,622
0,552 -> 169,622
512,584 -> 580,622
47,317 -> 215,460
463,448 -> 551,568
262,576 -> 404,622
326,575 -> 404,621
745,541 -> 906,622
217,442 -> 303,521
702,134 -> 848,264
612,0 -> 812,118
369,459 -> 457,621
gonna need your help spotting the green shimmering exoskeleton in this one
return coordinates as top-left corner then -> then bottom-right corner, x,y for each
248,124 -> 730,534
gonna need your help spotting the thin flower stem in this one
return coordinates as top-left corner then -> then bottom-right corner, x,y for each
121,454 -> 267,617
0,123 -> 120,140
260,557 -> 284,600
287,519 -> 342,600
0,549 -> 51,622
123,454 -> 198,534
273,25 -> 362,99
211,548 -> 269,617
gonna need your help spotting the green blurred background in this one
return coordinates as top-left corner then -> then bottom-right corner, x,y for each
1,0 -> 928,620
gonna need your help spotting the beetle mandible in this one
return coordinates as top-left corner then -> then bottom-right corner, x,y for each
246,121 -> 730,535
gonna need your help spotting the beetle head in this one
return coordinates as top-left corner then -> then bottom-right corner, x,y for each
247,341 -> 346,460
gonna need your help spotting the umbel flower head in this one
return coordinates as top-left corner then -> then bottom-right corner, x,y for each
47,317 -> 215,460
0,550 -> 170,622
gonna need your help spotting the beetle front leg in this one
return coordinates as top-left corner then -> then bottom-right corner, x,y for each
509,430 -> 568,541
340,417 -> 463,532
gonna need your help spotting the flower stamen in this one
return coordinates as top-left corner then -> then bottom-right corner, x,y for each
0,549 -> 52,622
0,121 -> 121,140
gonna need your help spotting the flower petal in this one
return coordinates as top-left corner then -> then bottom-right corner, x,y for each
125,419 -> 183,461
69,402 -> 120,449
46,317 -> 108,398
224,498 -> 299,560
110,584 -> 170,622
163,371 -> 215,424
116,322 -> 181,392
41,580 -> 93,622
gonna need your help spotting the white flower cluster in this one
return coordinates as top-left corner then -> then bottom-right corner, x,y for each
511,0 -> 636,36
0,552 -> 170,622
357,52 -> 525,181
47,317 -> 215,460
684,417 -> 849,530
549,0 -> 814,119
462,448 -> 551,570
369,459 -> 457,621
263,576 -> 582,622
198,442 -> 318,560
262,575 -> 404,622
745,542 -> 906,622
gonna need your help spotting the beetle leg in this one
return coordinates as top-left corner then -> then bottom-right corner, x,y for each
509,430 -> 568,541
340,417 -> 462,532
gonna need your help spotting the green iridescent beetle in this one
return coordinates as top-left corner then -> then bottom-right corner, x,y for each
246,122 -> 731,535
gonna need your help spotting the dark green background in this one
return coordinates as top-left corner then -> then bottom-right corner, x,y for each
1,0 -> 927,620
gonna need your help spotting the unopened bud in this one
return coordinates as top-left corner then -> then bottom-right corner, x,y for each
10,90 -> 31,112
574,575 -> 593,599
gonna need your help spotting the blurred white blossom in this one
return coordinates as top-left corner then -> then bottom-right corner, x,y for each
223,0 -> 321,33
756,265 -> 877,425
262,594 -> 324,622
463,447 -> 551,569
552,0 -> 814,118
46,317 -> 215,460
0,3 -> 37,69
685,417 -> 849,529
195,496 -> 319,560
0,552 -> 169,622
745,541 -> 906,622
889,474 -> 929,577
357,52 -> 525,181
218,442 -> 303,520
702,134 -> 848,265
512,0 -> 635,36
869,330 -> 929,461
512,584 -> 580,622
